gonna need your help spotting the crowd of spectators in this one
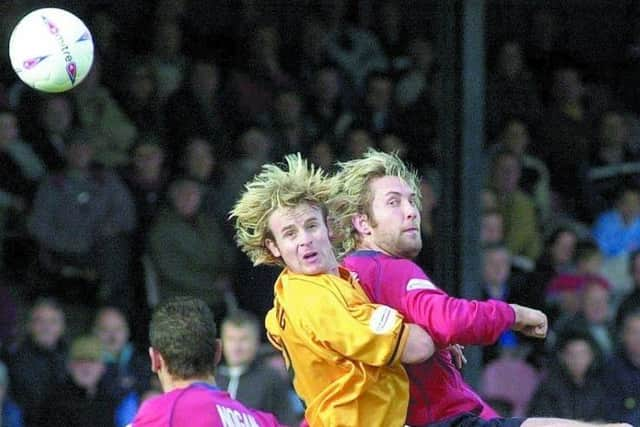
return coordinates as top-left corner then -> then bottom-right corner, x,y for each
0,0 -> 639,425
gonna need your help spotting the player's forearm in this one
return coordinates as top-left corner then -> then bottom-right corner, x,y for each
400,324 -> 435,364
404,292 -> 515,346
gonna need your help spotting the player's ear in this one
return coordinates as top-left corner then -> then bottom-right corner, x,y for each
149,347 -> 162,373
214,338 -> 222,366
352,213 -> 372,235
265,238 -> 281,258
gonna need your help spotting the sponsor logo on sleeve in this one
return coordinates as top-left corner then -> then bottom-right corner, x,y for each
406,278 -> 437,291
369,306 -> 398,334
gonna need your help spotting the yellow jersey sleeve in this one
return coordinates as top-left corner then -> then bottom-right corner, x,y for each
296,277 -> 409,367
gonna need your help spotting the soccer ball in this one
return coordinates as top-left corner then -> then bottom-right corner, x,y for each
8,8 -> 94,93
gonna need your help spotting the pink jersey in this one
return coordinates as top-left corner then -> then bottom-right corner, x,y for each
131,383 -> 283,427
343,250 -> 516,426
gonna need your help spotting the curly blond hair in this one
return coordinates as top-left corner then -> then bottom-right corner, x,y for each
230,153 -> 332,266
329,149 -> 421,256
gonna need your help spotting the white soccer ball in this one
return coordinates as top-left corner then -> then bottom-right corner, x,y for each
8,8 -> 94,93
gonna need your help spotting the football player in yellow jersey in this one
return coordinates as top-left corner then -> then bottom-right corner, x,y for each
230,154 -> 435,427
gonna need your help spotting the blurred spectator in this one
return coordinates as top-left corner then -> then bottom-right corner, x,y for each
218,127 -> 273,217
148,18 -> 187,103
72,58 -> 138,169
394,37 -> 436,109
379,133 -> 409,160
21,94 -> 76,173
616,249 -> 640,332
304,65 -> 353,147
323,0 -> 388,93
266,88 -> 314,159
592,186 -> 640,297
116,57 -> 165,135
491,119 -> 551,229
351,71 -> 399,139
148,178 -> 236,323
164,58 -> 229,165
341,127 -> 375,161
38,335 -> 117,427
7,298 -> 67,427
216,310 -> 298,426
0,360 -> 23,427
93,307 -> 150,401
0,108 -> 45,270
122,133 -> 168,249
28,130 -> 136,308
527,227 -> 578,313
480,209 -> 504,246
536,67 -> 595,221
528,329 -> 607,421
180,136 -> 223,219
602,309 -> 640,426
546,240 -> 603,324
489,150 -> 542,263
587,112 -> 639,217
555,277 -> 615,358
291,16 -> 331,89
226,23 -> 294,127
308,139 -> 337,172
480,341 -> 540,418
486,41 -> 543,139
479,243 -> 529,363
373,0 -> 411,73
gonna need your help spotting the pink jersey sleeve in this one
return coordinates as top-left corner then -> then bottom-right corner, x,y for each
345,253 -> 516,348
132,385 -> 283,427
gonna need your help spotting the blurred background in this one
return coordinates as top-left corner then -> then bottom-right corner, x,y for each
0,0 -> 638,426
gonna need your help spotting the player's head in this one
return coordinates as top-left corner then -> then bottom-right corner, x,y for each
148,297 -> 220,382
330,149 -> 422,258
231,153 -> 338,275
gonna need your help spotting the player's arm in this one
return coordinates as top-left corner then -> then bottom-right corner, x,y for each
377,259 -> 516,347
402,323 -> 435,364
300,283 -> 433,366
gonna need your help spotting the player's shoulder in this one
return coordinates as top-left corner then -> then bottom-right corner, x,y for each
130,393 -> 170,426
346,250 -> 424,275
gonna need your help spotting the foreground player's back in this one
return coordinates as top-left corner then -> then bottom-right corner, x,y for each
131,383 -> 283,427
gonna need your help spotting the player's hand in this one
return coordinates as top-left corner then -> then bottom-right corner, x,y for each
447,344 -> 466,369
510,304 -> 548,339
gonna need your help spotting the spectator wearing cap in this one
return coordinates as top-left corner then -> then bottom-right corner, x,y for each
545,240 -> 603,326
554,276 -> 615,358
0,360 -> 23,427
37,335 -> 118,427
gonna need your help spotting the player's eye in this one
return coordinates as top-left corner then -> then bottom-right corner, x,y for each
283,230 -> 296,239
388,198 -> 399,206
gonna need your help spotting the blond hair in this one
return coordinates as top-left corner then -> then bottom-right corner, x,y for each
329,149 -> 421,256
230,153 -> 332,266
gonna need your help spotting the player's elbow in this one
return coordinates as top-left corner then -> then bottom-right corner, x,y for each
401,324 -> 435,364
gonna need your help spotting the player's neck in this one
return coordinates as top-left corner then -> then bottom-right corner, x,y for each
161,375 -> 217,393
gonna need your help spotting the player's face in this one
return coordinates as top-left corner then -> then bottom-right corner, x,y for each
266,202 -> 338,275
367,176 -> 422,258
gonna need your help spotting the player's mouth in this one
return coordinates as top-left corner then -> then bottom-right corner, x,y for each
302,251 -> 319,262
403,226 -> 419,233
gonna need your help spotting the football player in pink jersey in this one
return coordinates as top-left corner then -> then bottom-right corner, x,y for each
130,297 -> 283,427
330,149 -> 631,427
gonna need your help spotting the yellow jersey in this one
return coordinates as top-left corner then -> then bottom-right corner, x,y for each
265,266 -> 410,427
